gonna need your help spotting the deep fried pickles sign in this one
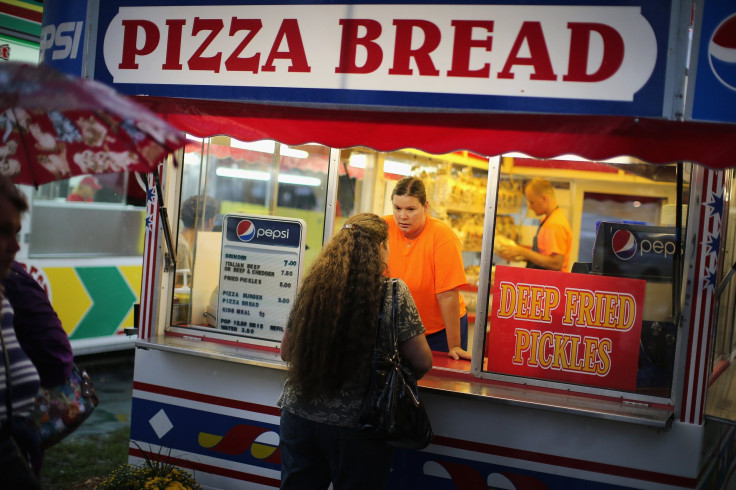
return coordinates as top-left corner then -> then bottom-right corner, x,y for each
486,266 -> 645,391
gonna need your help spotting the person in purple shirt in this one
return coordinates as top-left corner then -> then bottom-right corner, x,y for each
0,174 -> 42,488
4,261 -> 74,388
3,260 -> 75,477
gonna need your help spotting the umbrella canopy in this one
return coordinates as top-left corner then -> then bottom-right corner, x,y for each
0,62 -> 186,186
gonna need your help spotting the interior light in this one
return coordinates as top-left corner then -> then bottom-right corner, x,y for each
231,139 -> 276,154
278,174 -> 321,186
383,159 -> 413,176
183,153 -> 201,166
215,167 -> 321,186
230,139 -> 308,159
216,167 -> 270,181
349,154 -> 368,169
282,147 -> 309,159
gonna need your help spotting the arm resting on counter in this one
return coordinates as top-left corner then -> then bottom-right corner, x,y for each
401,333 -> 433,379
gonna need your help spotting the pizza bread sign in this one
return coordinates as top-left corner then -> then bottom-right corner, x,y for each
486,266 -> 645,391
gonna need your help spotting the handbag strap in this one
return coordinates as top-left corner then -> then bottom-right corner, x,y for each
372,278 -> 399,357
389,278 -> 399,356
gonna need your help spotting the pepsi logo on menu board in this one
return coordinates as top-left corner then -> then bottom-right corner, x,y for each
226,215 -> 301,248
611,230 -> 638,261
709,14 -> 736,91
237,220 -> 256,242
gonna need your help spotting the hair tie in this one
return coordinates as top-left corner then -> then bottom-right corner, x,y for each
341,223 -> 353,230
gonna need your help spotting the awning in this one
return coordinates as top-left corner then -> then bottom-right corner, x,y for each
140,96 -> 736,169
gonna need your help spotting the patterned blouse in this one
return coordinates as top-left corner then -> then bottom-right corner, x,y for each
279,278 -> 425,427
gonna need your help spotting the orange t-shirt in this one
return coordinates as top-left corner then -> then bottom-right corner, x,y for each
384,215 -> 467,335
536,208 -> 573,271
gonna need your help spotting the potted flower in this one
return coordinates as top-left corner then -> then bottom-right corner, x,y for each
98,445 -> 201,490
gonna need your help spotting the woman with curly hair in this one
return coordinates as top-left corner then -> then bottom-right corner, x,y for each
279,213 -> 432,489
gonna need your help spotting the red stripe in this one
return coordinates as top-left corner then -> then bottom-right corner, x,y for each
133,381 -> 282,417
682,175 -> 709,423
0,4 -> 42,23
432,435 -> 696,487
128,447 -> 280,488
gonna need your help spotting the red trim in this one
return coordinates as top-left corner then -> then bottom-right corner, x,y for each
432,434 -> 696,487
165,330 -> 281,354
133,381 -> 282,417
0,4 -> 42,23
128,447 -> 280,488
140,96 -> 736,170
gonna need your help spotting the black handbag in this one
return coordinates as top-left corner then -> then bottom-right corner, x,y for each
358,279 -> 433,450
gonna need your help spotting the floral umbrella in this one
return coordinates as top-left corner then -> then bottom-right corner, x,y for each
0,61 -> 185,186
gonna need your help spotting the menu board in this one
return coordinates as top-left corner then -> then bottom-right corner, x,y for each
216,214 -> 306,342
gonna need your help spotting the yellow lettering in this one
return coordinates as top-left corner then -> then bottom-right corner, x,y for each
562,289 -> 579,325
601,292 -> 619,328
530,285 -> 545,320
498,282 -> 516,318
517,285 -> 531,319
513,329 -> 531,364
552,334 -> 570,370
582,337 -> 599,373
543,287 -> 560,322
618,294 -> 635,330
538,331 -> 553,368
596,339 -> 612,375
569,335 -> 584,370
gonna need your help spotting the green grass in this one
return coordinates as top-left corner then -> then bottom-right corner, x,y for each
40,426 -> 130,489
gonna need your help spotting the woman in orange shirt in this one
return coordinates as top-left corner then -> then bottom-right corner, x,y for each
384,177 -> 471,361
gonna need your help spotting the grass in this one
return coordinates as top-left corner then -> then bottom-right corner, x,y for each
40,426 -> 131,489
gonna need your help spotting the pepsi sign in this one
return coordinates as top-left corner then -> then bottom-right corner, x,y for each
688,0 -> 736,124
591,223 -> 679,281
39,0 -> 89,76
226,216 -> 300,248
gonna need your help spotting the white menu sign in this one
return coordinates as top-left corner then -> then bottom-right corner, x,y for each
217,214 -> 306,342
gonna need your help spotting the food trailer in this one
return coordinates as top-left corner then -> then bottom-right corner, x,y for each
43,0 -> 736,488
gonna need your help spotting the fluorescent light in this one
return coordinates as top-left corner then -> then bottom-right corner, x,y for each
282,147 -> 309,159
383,159 -> 412,176
278,174 -> 321,186
183,153 -> 201,166
230,139 -> 308,159
231,139 -> 275,154
216,167 -> 270,181
216,167 -> 321,187
349,154 -> 368,169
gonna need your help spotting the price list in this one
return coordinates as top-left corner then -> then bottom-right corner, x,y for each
217,215 -> 305,342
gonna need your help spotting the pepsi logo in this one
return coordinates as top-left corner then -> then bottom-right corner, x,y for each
709,14 -> 736,91
611,229 -> 637,261
236,220 -> 256,242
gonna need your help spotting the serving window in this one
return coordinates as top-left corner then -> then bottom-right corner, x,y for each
170,137 -> 689,403
479,159 -> 687,402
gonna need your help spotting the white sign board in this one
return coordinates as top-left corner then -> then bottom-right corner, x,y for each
216,214 -> 306,341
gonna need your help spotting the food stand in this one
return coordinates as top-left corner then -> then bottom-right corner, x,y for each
42,0 -> 736,488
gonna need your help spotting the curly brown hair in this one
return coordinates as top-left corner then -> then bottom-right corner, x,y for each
283,213 -> 388,400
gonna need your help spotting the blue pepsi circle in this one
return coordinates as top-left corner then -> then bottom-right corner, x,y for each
237,220 -> 256,241
709,14 -> 736,91
611,229 -> 637,261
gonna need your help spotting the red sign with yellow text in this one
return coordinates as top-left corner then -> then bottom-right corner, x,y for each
486,266 -> 645,391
